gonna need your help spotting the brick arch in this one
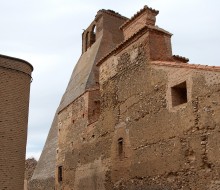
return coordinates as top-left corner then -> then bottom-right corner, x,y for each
84,24 -> 97,52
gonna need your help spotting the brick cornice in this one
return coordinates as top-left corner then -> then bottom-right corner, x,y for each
151,61 -> 220,72
173,55 -> 189,63
0,54 -> 33,71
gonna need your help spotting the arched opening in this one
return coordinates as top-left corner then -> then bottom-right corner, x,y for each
90,25 -> 96,46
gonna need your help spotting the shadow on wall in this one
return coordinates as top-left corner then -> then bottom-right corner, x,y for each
117,185 -> 172,190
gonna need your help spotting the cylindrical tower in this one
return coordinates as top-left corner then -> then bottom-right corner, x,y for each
0,54 -> 33,190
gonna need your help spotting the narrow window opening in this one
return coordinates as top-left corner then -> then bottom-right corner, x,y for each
118,138 -> 123,158
94,100 -> 100,104
85,31 -> 89,51
171,81 -> 187,107
58,166 -> 63,182
90,25 -> 96,46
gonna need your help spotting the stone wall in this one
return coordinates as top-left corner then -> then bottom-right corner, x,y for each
24,158 -> 37,190
98,33 -> 220,189
56,91 -> 103,189
38,5 -> 220,190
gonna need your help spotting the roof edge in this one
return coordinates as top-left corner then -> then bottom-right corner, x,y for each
0,54 -> 33,71
120,5 -> 159,30
151,61 -> 220,72
173,55 -> 189,63
96,9 -> 128,21
58,87 -> 100,114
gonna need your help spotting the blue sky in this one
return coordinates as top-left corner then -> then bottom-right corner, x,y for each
0,0 -> 219,159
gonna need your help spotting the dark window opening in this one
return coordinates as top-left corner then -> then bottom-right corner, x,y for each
118,138 -> 123,158
94,100 -> 100,104
171,81 -> 187,107
58,166 -> 63,182
85,31 -> 89,51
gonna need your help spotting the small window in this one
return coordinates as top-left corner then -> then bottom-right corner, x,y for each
118,138 -> 123,157
58,166 -> 63,182
171,81 -> 187,107
85,31 -> 89,51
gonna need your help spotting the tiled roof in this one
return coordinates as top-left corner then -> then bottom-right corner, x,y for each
96,9 -> 128,21
151,61 -> 220,72
173,55 -> 189,63
120,5 -> 159,30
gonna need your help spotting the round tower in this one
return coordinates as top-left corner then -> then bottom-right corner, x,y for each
0,54 -> 33,190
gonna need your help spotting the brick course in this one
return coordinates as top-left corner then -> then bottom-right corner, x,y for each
0,54 -> 33,190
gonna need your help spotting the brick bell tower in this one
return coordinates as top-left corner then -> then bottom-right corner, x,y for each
30,9 -> 127,190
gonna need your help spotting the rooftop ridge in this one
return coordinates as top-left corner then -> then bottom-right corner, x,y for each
97,24 -> 171,66
120,5 -> 159,30
173,55 -> 189,63
96,9 -> 128,21
149,25 -> 172,36
151,61 -> 220,72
